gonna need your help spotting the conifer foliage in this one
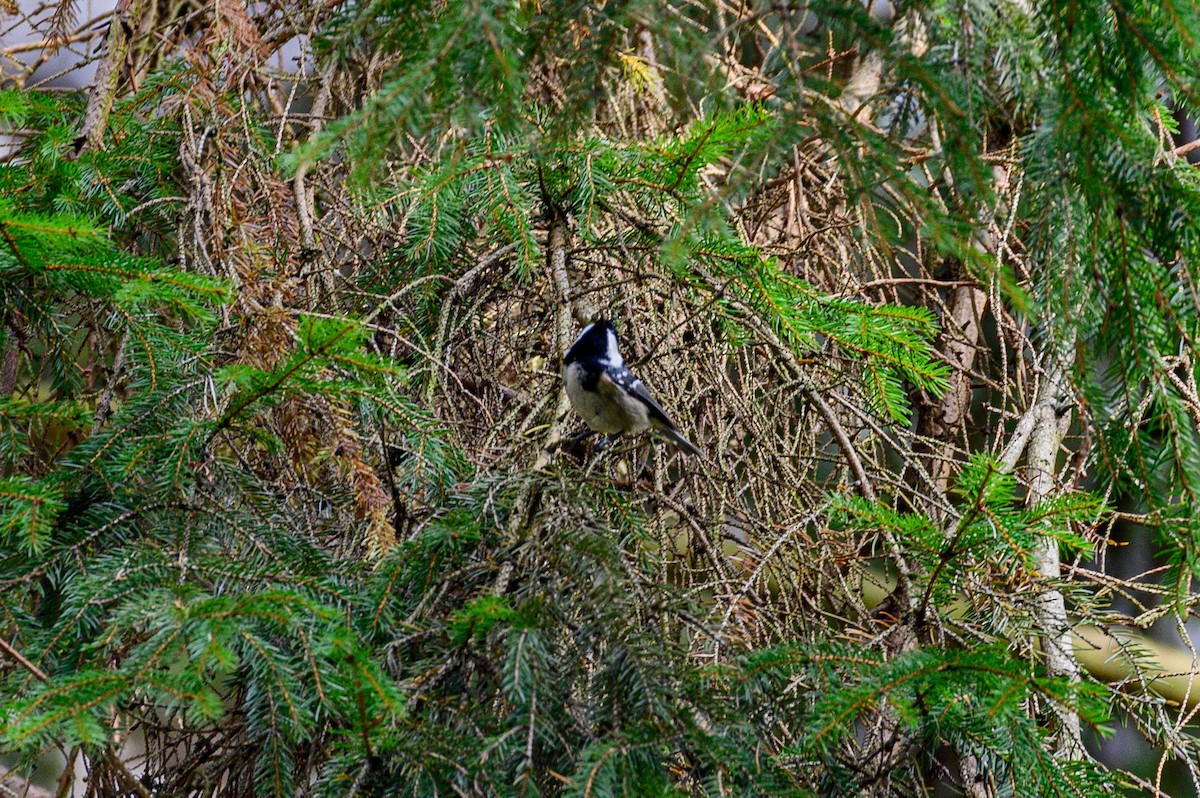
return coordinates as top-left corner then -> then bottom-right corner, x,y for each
4,0 -> 1200,796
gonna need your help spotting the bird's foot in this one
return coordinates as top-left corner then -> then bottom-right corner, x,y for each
594,433 -> 623,453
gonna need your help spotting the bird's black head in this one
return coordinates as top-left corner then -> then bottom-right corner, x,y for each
565,319 -> 622,366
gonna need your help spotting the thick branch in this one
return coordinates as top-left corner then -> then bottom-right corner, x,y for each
1024,350 -> 1084,756
534,212 -> 575,472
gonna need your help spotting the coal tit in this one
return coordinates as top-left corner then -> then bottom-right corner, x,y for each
562,319 -> 703,458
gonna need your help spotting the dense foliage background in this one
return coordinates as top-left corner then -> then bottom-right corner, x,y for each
5,0 -> 1200,795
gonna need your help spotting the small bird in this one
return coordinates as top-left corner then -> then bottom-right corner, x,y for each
562,319 -> 703,458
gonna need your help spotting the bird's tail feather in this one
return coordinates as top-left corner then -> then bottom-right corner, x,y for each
658,426 -> 704,459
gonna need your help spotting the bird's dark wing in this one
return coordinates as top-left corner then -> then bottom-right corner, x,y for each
608,365 -> 675,427
606,365 -> 705,458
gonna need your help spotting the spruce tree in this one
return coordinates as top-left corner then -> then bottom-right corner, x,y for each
4,1 -> 1200,796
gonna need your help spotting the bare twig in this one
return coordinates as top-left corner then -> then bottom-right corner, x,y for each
0,764 -> 56,798
0,634 -> 49,681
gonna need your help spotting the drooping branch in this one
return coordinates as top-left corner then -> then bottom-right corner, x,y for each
74,0 -> 144,154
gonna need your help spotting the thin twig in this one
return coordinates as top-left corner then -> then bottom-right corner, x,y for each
0,635 -> 49,681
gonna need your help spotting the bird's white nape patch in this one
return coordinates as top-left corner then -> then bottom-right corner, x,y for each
604,326 -> 623,366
